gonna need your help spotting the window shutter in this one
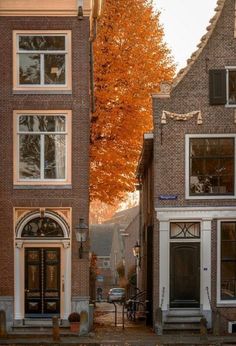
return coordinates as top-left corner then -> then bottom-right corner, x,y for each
209,69 -> 226,105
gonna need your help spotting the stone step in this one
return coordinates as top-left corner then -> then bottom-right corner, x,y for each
165,315 -> 203,323
163,322 -> 200,331
167,309 -> 202,317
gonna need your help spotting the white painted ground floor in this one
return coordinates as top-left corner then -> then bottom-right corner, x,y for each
156,206 -> 236,328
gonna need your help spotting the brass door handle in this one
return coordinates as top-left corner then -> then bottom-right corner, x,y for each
25,289 -> 30,293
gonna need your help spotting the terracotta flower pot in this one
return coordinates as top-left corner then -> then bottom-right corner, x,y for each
70,322 -> 80,332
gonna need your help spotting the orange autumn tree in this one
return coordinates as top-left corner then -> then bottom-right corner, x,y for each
90,0 -> 175,204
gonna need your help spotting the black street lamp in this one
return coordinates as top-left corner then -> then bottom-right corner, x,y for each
133,241 -> 141,259
133,241 -> 141,290
75,218 -> 88,259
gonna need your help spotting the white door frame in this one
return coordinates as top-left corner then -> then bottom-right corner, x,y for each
14,211 -> 71,321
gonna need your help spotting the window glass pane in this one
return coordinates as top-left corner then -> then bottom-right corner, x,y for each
222,222 -> 236,240
222,242 -> 236,259
19,54 -> 40,84
189,138 -> 234,195
220,138 -> 234,156
221,262 -> 236,299
190,176 -> 214,194
191,158 -> 204,175
229,70 -> 236,105
219,176 -> 234,193
44,55 -> 65,84
19,36 -> 65,51
190,139 -> 205,156
44,135 -> 65,179
170,222 -> 200,238
19,116 -> 66,132
204,139 -> 219,156
204,159 -> 219,175
19,134 -> 40,179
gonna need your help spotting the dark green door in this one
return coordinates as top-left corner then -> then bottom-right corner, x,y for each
25,248 -> 60,317
170,243 -> 200,308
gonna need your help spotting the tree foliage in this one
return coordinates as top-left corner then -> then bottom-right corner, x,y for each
90,0 -> 175,204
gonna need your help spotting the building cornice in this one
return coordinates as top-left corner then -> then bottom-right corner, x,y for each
0,0 -> 102,17
155,206 -> 236,221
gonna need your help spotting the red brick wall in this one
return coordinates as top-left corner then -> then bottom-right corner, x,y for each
0,16 -> 91,297
152,0 -> 236,330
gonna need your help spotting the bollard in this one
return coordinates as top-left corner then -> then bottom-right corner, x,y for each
80,310 -> 89,335
200,317 -> 207,337
52,316 -> 60,342
213,310 -> 220,336
155,307 -> 163,335
0,310 -> 7,338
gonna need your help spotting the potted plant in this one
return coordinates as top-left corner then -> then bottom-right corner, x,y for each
68,312 -> 80,332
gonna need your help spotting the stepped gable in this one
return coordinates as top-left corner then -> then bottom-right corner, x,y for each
172,0 -> 227,89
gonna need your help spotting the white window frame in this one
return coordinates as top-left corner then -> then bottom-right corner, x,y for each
13,30 -> 72,92
226,66 -> 236,107
13,110 -> 72,185
217,220 -> 236,306
185,134 -> 236,200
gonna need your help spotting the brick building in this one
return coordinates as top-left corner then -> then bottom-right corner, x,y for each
138,0 -> 236,333
0,0 -> 101,329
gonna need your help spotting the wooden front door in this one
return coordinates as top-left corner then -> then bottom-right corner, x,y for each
25,248 -> 60,317
170,243 -> 200,308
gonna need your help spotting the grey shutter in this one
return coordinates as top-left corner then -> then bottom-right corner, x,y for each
209,69 -> 226,105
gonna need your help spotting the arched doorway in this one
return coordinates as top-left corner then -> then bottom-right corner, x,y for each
14,210 -> 71,321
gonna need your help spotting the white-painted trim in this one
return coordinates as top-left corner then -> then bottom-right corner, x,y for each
225,67 -> 236,106
13,31 -> 72,92
157,208 -> 236,316
14,211 -> 71,320
217,219 -> 236,306
185,134 -> 236,200
156,206 -> 236,221
13,110 -> 72,185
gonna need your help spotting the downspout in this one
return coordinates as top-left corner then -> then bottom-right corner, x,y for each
90,0 -> 101,114
90,23 -> 96,114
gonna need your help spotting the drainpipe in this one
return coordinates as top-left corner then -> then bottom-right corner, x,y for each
90,0 -> 101,114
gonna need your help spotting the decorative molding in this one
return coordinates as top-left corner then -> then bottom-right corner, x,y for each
15,240 -> 24,248
161,110 -> 202,125
62,240 -> 70,249
155,206 -> 236,222
14,207 -> 72,237
153,82 -> 171,99
0,0 -> 93,16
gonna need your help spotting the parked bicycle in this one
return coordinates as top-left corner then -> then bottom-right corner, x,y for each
125,290 -> 148,322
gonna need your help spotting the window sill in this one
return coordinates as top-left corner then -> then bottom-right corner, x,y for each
225,104 -> 236,108
186,195 -> 235,200
217,302 -> 236,307
13,90 -> 72,95
14,185 -> 72,190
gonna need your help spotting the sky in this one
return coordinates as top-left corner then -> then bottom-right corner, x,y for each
153,0 -> 217,70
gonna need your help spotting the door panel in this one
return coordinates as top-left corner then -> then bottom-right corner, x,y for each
170,243 -> 200,308
25,248 -> 60,317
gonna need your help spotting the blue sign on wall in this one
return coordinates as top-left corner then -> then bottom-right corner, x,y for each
159,194 -> 178,200
96,275 -> 104,282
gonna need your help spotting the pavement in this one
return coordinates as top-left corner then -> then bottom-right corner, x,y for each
1,302 -> 236,345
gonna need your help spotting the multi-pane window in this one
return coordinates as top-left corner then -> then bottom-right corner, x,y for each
13,31 -> 71,90
221,222 -> 236,300
228,70 -> 236,105
14,111 -> 71,184
189,137 -> 234,195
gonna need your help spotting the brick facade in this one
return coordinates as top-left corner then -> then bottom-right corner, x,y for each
0,9 -> 93,327
139,0 -> 236,334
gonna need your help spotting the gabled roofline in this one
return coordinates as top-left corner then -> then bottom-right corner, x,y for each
153,0 -> 227,98
173,0 -> 226,89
